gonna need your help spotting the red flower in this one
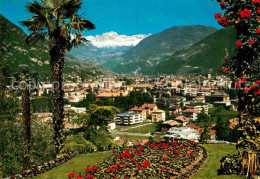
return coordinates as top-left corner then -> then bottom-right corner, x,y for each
241,78 -> 247,84
150,143 -> 156,148
174,156 -> 178,159
175,150 -> 180,154
180,145 -> 185,149
76,175 -> 83,179
240,9 -> 252,19
167,151 -> 171,155
86,174 -> 95,179
255,90 -> 260,96
256,28 -> 260,34
112,150 -> 116,153
250,39 -> 255,45
223,68 -> 228,73
218,66 -> 222,72
258,7 -> 260,14
236,41 -> 243,49
256,80 -> 260,84
161,167 -> 166,171
131,158 -> 136,162
108,167 -> 114,172
235,82 -> 240,87
163,157 -> 168,161
143,161 -> 150,168
123,165 -> 127,169
215,13 -> 222,20
183,153 -> 187,157
251,85 -> 257,89
137,165 -> 142,170
67,172 -> 76,178
85,168 -> 93,172
220,1 -> 226,9
224,57 -> 228,61
252,0 -> 260,4
114,166 -> 119,171
235,19 -> 241,24
116,162 -> 121,166
92,165 -> 98,170
244,87 -> 251,92
218,17 -> 229,27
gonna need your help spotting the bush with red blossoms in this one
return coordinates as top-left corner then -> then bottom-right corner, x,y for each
67,140 -> 201,178
211,0 -> 260,176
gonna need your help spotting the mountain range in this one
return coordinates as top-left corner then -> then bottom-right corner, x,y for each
0,14 -> 113,81
1,13 -> 237,77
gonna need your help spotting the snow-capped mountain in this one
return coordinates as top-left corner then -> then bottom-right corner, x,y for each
85,31 -> 150,48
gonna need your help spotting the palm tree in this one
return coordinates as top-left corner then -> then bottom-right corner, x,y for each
12,67 -> 41,170
20,0 -> 95,154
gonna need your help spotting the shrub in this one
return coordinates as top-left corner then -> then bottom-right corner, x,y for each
62,135 -> 97,153
218,154 -> 242,175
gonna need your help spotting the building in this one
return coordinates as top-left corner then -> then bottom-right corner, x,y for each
115,112 -> 143,125
64,105 -> 86,113
182,109 -> 199,121
174,115 -> 189,126
141,103 -> 158,116
161,120 -> 180,132
163,127 -> 200,141
151,109 -> 166,122
129,106 -> 147,120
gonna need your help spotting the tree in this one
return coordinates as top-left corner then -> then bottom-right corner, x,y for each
212,0 -> 260,176
12,67 -> 41,170
20,0 -> 95,154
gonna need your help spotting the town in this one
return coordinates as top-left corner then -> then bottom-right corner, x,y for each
29,72 -> 239,145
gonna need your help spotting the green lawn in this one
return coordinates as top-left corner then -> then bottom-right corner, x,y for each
34,144 -> 245,179
192,144 -> 245,179
34,152 -> 112,179
124,123 -> 157,133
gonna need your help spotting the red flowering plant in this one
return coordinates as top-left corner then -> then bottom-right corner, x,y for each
67,140 -> 201,178
212,0 -> 260,177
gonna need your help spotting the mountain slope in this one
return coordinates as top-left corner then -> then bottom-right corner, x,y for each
0,14 -> 113,80
112,25 -> 218,74
152,26 -> 237,76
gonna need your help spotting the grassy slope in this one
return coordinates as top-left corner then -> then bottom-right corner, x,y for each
34,144 -> 245,179
124,123 -> 157,134
153,26 -> 237,76
35,152 -> 112,179
193,144 -> 245,179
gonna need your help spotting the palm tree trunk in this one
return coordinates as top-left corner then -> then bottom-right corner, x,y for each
22,87 -> 31,170
50,45 -> 65,154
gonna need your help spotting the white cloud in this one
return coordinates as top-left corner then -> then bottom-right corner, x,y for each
84,31 -> 150,48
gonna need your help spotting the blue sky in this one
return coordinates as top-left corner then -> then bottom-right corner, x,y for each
0,0 -> 223,36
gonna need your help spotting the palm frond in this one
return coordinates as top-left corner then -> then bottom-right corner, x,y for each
26,1 -> 42,14
24,32 -> 48,45
60,0 -> 82,18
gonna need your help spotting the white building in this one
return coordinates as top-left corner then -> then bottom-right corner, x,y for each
116,112 -> 143,125
64,105 -> 86,113
163,127 -> 200,141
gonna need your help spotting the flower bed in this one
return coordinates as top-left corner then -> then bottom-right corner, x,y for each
5,152 -> 77,179
68,140 -> 202,179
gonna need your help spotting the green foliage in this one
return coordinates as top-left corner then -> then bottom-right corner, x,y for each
218,154 -> 242,175
0,93 -> 23,177
87,129 -> 121,151
62,135 -> 97,153
31,96 -> 52,113
199,127 -> 210,144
